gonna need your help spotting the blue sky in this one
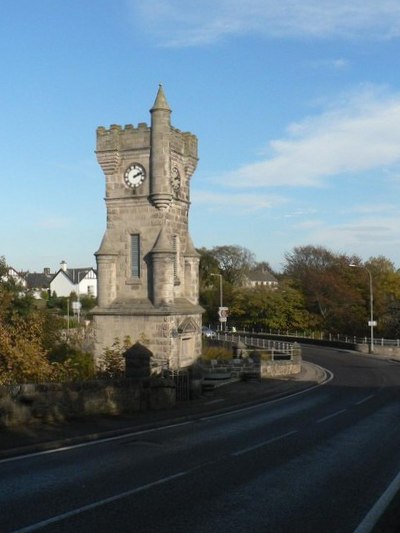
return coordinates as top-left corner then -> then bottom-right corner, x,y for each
2,0 -> 400,273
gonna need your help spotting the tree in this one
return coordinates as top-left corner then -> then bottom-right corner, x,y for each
210,245 -> 256,285
229,281 -> 317,331
282,245 -> 364,333
363,256 -> 400,337
0,257 -> 93,384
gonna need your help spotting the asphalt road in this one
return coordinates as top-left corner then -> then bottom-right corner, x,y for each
2,345 -> 400,532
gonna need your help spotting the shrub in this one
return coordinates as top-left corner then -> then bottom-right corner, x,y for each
201,345 -> 232,361
97,337 -> 132,380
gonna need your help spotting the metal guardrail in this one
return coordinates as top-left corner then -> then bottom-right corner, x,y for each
217,328 -> 400,348
215,332 -> 295,356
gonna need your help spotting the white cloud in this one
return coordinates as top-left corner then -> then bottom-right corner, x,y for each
191,189 -> 287,212
295,215 -> 400,261
130,0 -> 400,46
347,203 -> 397,215
306,58 -> 349,70
216,86 -> 400,188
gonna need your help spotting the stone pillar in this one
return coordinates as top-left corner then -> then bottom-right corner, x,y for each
183,235 -> 200,305
95,254 -> 117,307
150,85 -> 172,210
152,253 -> 174,307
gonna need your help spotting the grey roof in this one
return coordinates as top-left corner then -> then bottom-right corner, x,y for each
25,273 -> 52,290
247,269 -> 278,283
54,268 -> 97,283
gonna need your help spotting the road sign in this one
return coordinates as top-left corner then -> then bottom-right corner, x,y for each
218,307 -> 228,322
368,320 -> 377,326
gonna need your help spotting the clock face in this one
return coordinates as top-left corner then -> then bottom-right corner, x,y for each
124,164 -> 145,188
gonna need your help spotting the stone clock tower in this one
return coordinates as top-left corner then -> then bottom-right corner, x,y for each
92,86 -> 203,370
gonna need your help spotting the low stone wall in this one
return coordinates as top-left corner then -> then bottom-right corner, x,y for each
205,338 -> 302,378
0,378 -> 176,429
260,356 -> 302,377
355,344 -> 400,357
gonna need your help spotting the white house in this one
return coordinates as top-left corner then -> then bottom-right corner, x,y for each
244,268 -> 278,289
4,267 -> 27,288
50,261 -> 97,298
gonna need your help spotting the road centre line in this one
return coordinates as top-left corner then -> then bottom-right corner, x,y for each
231,430 -> 298,457
355,394 -> 376,406
11,470 -> 189,533
316,408 -> 347,424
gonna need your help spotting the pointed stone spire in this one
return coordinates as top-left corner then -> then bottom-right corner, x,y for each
184,234 -> 200,258
151,225 -> 172,254
150,85 -> 173,210
151,84 -> 171,113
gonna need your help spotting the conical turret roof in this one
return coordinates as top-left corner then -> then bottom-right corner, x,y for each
151,225 -> 173,254
151,84 -> 171,112
184,234 -> 200,258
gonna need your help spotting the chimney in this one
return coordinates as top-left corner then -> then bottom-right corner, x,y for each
43,267 -> 50,276
60,260 -> 67,272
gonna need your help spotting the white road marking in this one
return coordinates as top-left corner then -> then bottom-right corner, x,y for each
11,470 -> 189,532
353,468 -> 400,533
0,420 -> 193,465
316,408 -> 347,424
1,361 -> 332,465
231,430 -> 298,457
355,394 -> 376,406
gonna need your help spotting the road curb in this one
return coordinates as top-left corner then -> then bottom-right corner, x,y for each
0,361 -> 328,461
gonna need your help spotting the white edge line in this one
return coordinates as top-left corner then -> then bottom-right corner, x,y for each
353,468 -> 400,533
0,420 -> 193,465
2,363 -> 333,465
200,365 -> 333,422
12,470 -> 188,533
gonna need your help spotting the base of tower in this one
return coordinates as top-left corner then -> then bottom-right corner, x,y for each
90,300 -> 203,371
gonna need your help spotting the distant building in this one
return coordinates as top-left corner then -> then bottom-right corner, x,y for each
244,268 -> 278,289
4,267 -> 27,288
50,261 -> 97,298
25,268 -> 53,298
3,262 -> 97,299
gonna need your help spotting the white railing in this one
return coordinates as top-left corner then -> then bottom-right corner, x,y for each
223,328 -> 400,348
216,332 -> 295,356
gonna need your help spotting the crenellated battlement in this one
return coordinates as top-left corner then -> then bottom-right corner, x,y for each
97,122 -> 150,135
96,122 -> 151,152
171,127 -> 198,160
96,123 -> 197,160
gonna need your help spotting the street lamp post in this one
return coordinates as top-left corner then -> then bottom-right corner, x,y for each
66,297 -> 70,337
349,263 -> 374,353
210,273 -> 224,331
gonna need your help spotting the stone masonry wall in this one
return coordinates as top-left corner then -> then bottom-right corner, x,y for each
0,378 -> 175,429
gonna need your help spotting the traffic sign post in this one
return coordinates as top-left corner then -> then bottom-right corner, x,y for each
218,306 -> 229,327
72,301 -> 82,322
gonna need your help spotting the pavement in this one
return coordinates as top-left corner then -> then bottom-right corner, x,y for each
0,362 -> 326,460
